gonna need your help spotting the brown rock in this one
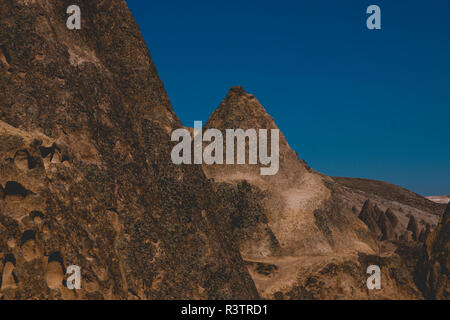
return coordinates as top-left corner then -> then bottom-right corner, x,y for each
416,203 -> 449,299
407,215 -> 419,241
358,200 -> 384,239
385,208 -> 399,229
378,212 -> 395,241
0,0 -> 257,300
202,88 -> 422,300
418,224 -> 431,243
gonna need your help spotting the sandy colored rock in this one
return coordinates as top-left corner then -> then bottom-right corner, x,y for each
1,261 -> 17,290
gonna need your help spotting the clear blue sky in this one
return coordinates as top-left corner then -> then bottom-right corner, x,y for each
127,0 -> 450,196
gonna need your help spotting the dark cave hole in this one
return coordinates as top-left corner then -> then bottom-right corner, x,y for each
3,254 -> 16,266
20,230 -> 36,246
3,181 -> 33,200
39,144 -> 68,164
0,45 -> 11,64
107,208 -> 120,215
30,210 -> 45,219
12,272 -> 19,284
48,251 -> 66,274
28,156 -> 39,169
39,145 -> 53,159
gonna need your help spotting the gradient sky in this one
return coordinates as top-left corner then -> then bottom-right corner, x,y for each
127,0 -> 450,196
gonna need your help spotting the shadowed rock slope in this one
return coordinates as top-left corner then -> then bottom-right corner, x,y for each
0,0 -> 258,299
416,203 -> 449,299
202,87 -> 424,299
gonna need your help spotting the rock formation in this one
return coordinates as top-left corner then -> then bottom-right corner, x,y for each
418,224 -> 431,243
358,202 -> 402,241
0,0 -> 257,300
202,87 -> 423,299
0,0 -> 445,301
385,208 -> 399,229
407,216 -> 420,241
416,203 -> 449,299
378,212 -> 395,241
358,200 -> 384,239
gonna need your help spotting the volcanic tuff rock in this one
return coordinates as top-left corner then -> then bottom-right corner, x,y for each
334,177 -> 442,232
0,0 -> 258,299
416,203 -> 449,299
407,215 -> 419,241
204,86 -> 375,257
202,87 -> 423,299
385,208 -> 399,229
358,200 -> 384,239
357,200 -> 409,241
0,0 -> 445,301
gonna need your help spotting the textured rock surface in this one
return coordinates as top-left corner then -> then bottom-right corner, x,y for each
204,87 -> 375,258
416,203 -> 449,299
0,0 -> 258,299
358,200 -> 384,239
202,87 -> 424,299
407,216 -> 419,241
282,253 -> 422,300
0,0 -> 445,301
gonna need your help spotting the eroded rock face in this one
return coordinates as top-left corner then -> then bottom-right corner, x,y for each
0,0 -> 257,299
282,253 -> 423,300
385,208 -> 399,229
0,0 -> 442,301
333,177 -> 442,244
378,212 -> 395,241
407,216 -> 419,241
416,203 -> 449,299
201,87 -> 422,300
357,200 -> 430,243
359,200 -> 384,239
204,87 -> 375,258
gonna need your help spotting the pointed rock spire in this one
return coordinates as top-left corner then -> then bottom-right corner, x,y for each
407,215 -> 419,241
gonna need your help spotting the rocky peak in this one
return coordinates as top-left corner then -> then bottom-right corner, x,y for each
205,86 -> 277,132
227,85 -> 248,97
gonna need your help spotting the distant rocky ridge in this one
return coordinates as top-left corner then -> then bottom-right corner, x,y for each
334,177 -> 445,216
427,195 -> 450,205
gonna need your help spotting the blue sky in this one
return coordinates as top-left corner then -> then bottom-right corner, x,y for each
127,0 -> 450,196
